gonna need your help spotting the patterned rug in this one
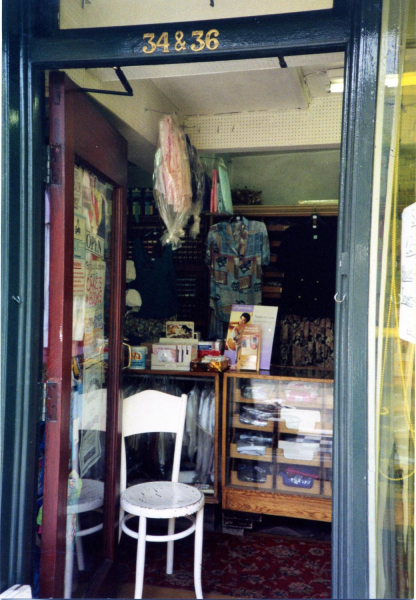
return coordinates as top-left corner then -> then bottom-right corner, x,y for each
117,530 -> 331,599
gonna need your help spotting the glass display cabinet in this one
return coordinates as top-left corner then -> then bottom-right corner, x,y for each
222,369 -> 334,522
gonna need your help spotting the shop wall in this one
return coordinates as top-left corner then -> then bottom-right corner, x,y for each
229,149 -> 340,205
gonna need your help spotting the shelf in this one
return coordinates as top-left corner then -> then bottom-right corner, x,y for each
263,270 -> 284,278
262,285 -> 282,293
279,421 -> 333,436
232,205 -> 338,217
230,443 -> 273,462
270,240 -> 281,247
232,413 -> 275,432
125,368 -> 218,378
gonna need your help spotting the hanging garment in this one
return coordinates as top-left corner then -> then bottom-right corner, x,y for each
185,134 -> 205,238
185,385 -> 200,462
130,238 -> 178,319
195,385 -> 215,484
153,115 -> 193,248
205,217 -> 270,322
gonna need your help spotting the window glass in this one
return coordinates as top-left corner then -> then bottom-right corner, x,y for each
369,1 -> 416,597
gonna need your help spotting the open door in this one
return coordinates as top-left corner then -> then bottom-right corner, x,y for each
40,72 -> 128,598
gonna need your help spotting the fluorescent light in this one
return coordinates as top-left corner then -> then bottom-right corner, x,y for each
329,77 -> 344,93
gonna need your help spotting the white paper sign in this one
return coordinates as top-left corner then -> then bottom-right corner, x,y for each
399,202 -> 416,344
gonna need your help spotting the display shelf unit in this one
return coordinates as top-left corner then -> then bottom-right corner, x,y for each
222,369 -> 333,521
123,369 -> 221,504
126,212 -> 210,332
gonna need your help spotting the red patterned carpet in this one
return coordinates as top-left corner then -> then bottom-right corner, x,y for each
116,530 -> 331,599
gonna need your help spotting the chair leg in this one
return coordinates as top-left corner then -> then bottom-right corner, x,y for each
64,515 -> 75,599
135,516 -> 147,600
166,518 -> 175,575
75,529 -> 85,571
194,507 -> 204,600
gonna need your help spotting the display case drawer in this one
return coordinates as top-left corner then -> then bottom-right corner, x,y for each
276,449 -> 321,467
230,443 -> 273,462
280,407 -> 321,432
230,471 -> 273,490
276,474 -> 322,496
232,414 -> 275,432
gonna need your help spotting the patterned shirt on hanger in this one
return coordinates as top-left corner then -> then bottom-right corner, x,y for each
205,217 -> 270,321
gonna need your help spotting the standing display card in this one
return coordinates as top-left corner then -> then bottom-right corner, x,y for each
236,325 -> 261,371
225,304 -> 278,370
166,321 -> 194,339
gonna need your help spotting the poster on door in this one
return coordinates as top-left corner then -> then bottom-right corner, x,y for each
73,214 -> 86,340
79,361 -> 105,477
84,260 -> 106,360
399,203 -> 416,344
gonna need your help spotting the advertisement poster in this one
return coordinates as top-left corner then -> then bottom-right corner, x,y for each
225,304 -> 278,370
73,214 -> 86,340
399,202 -> 416,344
236,325 -> 261,371
79,362 -> 105,477
84,261 -> 106,359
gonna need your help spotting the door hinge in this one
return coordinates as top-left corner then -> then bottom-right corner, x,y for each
50,144 -> 62,185
46,381 -> 59,422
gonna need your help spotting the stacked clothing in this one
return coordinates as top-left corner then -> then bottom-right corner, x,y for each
237,462 -> 271,484
236,433 -> 273,457
239,404 -> 279,427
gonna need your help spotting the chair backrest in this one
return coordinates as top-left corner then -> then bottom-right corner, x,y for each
121,390 -> 188,494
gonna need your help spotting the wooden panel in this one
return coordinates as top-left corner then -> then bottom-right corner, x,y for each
222,488 -> 332,522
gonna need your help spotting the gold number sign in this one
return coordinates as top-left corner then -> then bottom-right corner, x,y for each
142,29 -> 220,54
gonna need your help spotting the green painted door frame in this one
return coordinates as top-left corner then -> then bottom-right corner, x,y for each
1,1 -> 382,597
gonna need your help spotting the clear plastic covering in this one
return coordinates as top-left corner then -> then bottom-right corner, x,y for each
153,115 -> 204,248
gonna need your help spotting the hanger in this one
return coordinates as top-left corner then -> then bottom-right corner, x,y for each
228,215 -> 242,223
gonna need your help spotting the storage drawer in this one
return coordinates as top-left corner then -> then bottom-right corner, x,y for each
280,407 -> 321,433
231,470 -> 273,490
230,443 -> 273,462
232,413 -> 275,432
276,474 -> 322,496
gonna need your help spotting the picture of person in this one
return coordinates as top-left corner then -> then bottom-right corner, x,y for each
226,312 -> 251,351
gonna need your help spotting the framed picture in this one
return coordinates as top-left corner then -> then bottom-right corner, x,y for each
165,321 -> 195,339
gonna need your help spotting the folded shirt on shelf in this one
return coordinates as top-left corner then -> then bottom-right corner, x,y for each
236,432 -> 273,456
239,404 -> 280,427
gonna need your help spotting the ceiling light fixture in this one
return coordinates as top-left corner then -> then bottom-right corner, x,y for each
329,77 -> 344,94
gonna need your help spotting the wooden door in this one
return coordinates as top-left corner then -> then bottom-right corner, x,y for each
40,72 -> 127,598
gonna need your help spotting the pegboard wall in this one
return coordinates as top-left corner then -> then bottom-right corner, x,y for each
184,96 -> 342,151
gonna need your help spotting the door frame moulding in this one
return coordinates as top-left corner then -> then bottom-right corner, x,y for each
1,1 -> 381,598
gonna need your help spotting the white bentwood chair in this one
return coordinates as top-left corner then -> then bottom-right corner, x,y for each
120,390 -> 205,599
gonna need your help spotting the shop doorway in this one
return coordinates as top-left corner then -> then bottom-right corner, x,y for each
40,51 -> 343,598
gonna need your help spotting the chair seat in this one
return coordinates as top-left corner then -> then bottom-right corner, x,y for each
121,481 -> 205,519
67,479 -> 104,514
